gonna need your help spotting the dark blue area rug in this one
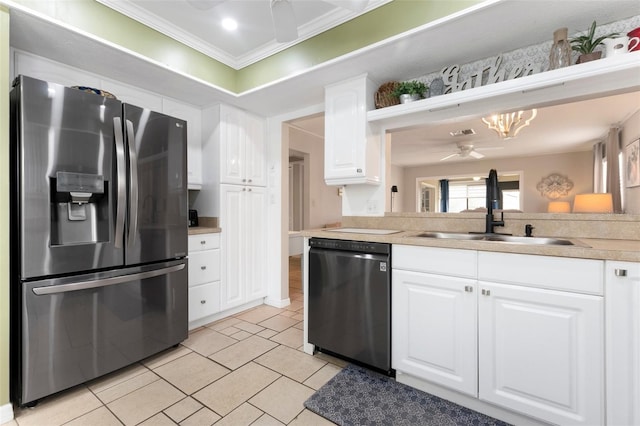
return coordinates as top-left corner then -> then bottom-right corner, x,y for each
304,364 -> 511,426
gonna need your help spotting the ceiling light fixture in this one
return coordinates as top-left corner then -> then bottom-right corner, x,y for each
481,109 -> 537,139
222,18 -> 238,31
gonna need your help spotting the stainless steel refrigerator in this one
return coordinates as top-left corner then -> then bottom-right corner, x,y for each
9,75 -> 188,406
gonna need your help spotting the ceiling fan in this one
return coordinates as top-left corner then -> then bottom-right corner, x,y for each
439,143 -> 502,161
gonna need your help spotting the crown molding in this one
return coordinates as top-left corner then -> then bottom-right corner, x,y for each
96,0 -> 390,70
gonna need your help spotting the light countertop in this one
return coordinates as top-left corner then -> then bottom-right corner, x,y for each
302,228 -> 640,262
188,226 -> 221,235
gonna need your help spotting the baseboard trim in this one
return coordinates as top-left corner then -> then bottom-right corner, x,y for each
264,297 -> 291,309
0,402 -> 14,425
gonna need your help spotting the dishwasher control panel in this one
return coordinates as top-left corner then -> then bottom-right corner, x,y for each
309,238 -> 390,254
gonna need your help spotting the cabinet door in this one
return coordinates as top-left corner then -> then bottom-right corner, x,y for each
219,106 -> 246,185
244,112 -> 266,187
392,269 -> 477,396
478,282 -> 603,426
244,187 -> 267,301
605,261 -> 640,426
220,185 -> 245,310
162,98 -> 202,188
324,80 -> 365,182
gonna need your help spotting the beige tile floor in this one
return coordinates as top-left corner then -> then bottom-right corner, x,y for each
9,256 -> 343,426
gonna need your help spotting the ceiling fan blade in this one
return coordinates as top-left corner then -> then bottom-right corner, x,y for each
323,0 -> 369,12
469,150 -> 485,159
271,0 -> 298,42
185,0 -> 226,10
439,153 -> 459,161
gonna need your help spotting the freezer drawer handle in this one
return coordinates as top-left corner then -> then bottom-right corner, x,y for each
32,264 -> 185,295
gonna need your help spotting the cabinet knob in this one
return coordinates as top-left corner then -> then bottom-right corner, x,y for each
465,286 -> 473,292
248,179 -> 252,183
200,300 -> 206,304
242,179 -> 247,182
614,269 -> 628,277
481,289 -> 491,296
248,188 -> 252,192
242,188 -> 246,191
200,266 -> 206,270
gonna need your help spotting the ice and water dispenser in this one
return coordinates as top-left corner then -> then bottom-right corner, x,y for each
50,171 -> 110,245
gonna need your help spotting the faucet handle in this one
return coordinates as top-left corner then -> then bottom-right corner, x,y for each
525,224 -> 534,237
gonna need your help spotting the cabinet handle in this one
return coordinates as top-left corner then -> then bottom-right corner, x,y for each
464,286 -> 473,292
200,240 -> 206,245
242,188 -> 246,191
200,266 -> 206,270
200,300 -> 206,304
247,188 -> 252,192
614,269 -> 628,277
481,289 -> 491,296
242,179 -> 247,182
248,179 -> 252,183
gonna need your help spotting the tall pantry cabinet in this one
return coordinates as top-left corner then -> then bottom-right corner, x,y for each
206,104 -> 268,311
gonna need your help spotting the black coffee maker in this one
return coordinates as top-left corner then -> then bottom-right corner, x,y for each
188,209 -> 198,227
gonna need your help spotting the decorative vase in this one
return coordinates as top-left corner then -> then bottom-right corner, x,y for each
576,51 -> 602,64
399,94 -> 421,104
627,27 -> 640,52
549,28 -> 572,70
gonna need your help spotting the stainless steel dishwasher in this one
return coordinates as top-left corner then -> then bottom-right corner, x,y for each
308,238 -> 392,374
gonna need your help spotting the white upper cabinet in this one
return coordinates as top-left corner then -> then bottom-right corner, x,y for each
219,105 -> 266,187
605,260 -> 640,426
324,74 -> 380,186
162,98 -> 203,189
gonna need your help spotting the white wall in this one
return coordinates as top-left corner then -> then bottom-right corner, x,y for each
288,126 -> 341,229
399,151 -> 592,213
622,109 -> 640,214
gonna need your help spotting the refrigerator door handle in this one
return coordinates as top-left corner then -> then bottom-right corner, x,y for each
32,263 -> 185,295
125,119 -> 139,248
113,117 -> 126,249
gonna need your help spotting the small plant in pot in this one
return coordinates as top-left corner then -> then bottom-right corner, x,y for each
392,80 -> 428,103
569,20 -> 618,64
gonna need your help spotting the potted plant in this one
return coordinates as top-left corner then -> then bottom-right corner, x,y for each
569,20 -> 618,64
392,80 -> 428,103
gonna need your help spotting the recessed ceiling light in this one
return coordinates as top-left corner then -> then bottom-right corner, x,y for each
222,18 -> 238,31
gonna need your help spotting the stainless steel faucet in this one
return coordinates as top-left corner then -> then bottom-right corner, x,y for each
485,169 -> 505,234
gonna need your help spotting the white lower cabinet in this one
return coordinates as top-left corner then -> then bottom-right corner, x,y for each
393,269 -> 477,396
220,184 -> 267,311
393,245 -> 604,426
188,233 -> 221,325
605,260 -> 640,426
477,281 -> 603,426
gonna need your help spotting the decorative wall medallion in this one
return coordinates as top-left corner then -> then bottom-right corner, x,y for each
536,173 -> 574,199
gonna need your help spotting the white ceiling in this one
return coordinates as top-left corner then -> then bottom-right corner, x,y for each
96,0 -> 389,69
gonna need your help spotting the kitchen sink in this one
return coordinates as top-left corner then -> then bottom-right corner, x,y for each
415,232 -> 485,240
414,232 -> 588,247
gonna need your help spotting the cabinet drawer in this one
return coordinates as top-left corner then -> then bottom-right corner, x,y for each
189,281 -> 220,322
393,245 -> 477,278
188,233 -> 220,252
189,249 -> 220,286
478,251 -> 603,295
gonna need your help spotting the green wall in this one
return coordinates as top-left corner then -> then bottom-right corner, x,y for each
13,0 -> 478,94
1,4 -> 10,412
236,0 -> 478,91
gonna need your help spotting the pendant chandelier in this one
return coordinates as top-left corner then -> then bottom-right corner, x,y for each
482,109 -> 537,139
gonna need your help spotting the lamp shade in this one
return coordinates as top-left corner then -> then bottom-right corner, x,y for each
548,201 -> 571,213
573,193 -> 613,213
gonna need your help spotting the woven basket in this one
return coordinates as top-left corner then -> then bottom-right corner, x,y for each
375,81 -> 400,109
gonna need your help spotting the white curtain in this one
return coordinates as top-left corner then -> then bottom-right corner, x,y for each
605,127 -> 623,213
592,127 -> 623,213
593,141 -> 605,193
